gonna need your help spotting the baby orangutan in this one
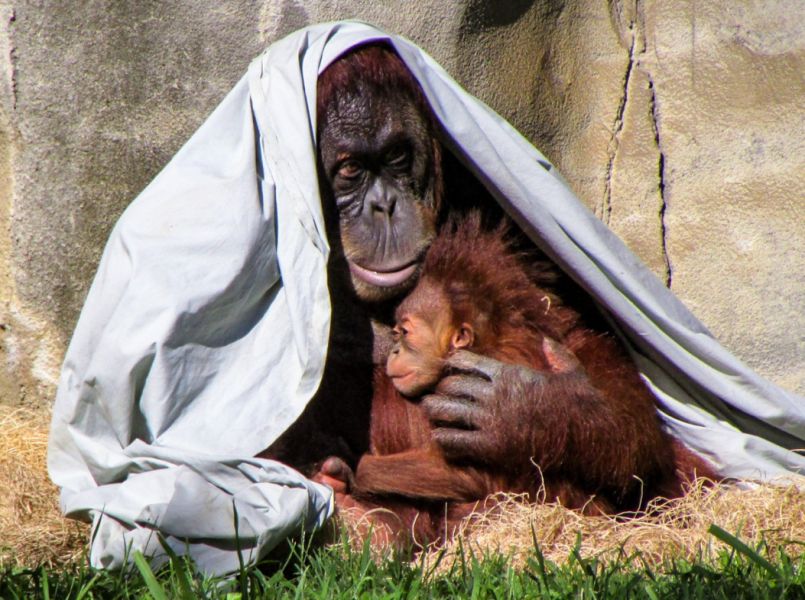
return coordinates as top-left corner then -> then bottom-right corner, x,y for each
385,283 -> 575,397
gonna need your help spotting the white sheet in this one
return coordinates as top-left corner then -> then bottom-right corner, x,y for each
48,21 -> 805,575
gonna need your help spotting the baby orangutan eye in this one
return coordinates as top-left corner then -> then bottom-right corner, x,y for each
391,325 -> 409,342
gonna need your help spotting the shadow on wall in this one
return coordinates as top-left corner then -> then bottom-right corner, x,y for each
460,0 -> 543,30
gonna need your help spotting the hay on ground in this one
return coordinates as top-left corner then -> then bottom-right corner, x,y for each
416,478 -> 805,571
1,404 -> 803,570
335,478 -> 805,570
0,406 -> 88,568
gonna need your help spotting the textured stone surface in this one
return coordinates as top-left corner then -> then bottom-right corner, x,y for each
0,0 -> 801,406
640,1 -> 805,391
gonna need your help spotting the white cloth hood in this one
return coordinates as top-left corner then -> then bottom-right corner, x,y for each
48,21 -> 805,574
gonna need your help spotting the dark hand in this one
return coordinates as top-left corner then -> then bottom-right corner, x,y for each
422,343 -> 583,465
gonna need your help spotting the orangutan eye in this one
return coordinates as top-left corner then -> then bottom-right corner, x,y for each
392,324 -> 410,344
386,145 -> 411,170
337,160 -> 363,180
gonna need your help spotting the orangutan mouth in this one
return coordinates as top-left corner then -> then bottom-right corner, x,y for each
348,260 -> 419,288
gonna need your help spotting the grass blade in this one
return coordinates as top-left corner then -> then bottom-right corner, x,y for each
708,524 -> 781,580
133,550 -> 168,600
39,566 -> 50,600
74,572 -> 101,600
157,536 -> 195,599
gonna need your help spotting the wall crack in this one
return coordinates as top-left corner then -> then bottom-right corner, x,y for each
609,0 -> 671,287
602,11 -> 636,226
648,77 -> 672,288
5,7 -> 16,111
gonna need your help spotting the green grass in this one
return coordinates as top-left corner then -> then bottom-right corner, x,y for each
0,526 -> 802,599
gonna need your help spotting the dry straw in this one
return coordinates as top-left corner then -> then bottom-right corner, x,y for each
1,405 -> 803,570
0,406 -> 88,567
426,479 -> 805,570
336,475 -> 805,570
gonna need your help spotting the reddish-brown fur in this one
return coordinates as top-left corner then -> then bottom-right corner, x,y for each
350,214 -> 719,541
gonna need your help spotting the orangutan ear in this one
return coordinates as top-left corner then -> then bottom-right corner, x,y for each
451,323 -> 475,350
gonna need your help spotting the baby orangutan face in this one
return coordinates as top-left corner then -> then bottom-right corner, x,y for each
386,280 -> 474,397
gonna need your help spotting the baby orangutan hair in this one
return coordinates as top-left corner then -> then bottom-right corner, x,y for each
386,214 -> 576,398
347,211 -> 718,542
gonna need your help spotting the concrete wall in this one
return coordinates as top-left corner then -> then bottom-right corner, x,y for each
0,0 -> 801,407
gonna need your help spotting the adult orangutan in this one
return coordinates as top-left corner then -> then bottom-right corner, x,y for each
260,43 -> 715,542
